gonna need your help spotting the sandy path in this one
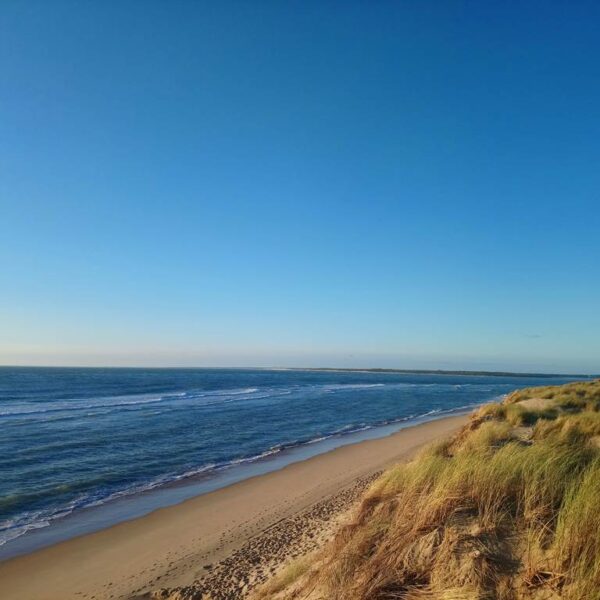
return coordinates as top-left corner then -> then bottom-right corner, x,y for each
0,415 -> 467,600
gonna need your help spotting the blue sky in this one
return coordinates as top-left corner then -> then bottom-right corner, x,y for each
1,2 -> 599,372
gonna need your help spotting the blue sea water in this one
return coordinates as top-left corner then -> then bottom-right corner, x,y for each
0,367 -> 578,554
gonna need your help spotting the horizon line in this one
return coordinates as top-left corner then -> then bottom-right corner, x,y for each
0,364 -> 596,378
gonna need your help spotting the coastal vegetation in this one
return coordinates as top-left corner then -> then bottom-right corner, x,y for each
256,380 -> 600,599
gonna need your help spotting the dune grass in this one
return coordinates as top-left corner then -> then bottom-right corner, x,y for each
252,557 -> 312,598
261,379 -> 600,600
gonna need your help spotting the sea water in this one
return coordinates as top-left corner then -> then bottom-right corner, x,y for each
0,367 -> 578,557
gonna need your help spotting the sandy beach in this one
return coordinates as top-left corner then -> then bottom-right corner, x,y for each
0,414 -> 467,600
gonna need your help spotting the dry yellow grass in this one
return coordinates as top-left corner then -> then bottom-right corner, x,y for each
252,557 -> 313,599
256,379 -> 600,600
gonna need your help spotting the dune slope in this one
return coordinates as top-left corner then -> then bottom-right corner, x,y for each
259,380 -> 600,600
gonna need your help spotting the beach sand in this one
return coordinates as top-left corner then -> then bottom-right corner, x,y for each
0,414 -> 467,600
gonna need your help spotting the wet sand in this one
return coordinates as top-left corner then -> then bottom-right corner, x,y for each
0,414 -> 468,600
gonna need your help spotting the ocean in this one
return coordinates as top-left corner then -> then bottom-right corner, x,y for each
0,367 -> 577,558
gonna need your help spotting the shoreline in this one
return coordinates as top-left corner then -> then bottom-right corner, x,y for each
0,406 -> 475,562
0,413 -> 468,600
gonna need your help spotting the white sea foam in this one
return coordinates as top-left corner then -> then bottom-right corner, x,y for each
196,387 -> 259,397
0,386 -> 280,418
322,383 -> 386,391
0,393 -> 184,417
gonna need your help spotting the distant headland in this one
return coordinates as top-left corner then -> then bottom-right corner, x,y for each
292,367 -> 596,378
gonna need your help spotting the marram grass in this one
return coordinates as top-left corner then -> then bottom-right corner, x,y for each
255,379 -> 600,600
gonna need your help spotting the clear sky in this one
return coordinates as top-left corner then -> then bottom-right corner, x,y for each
1,2 -> 599,373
